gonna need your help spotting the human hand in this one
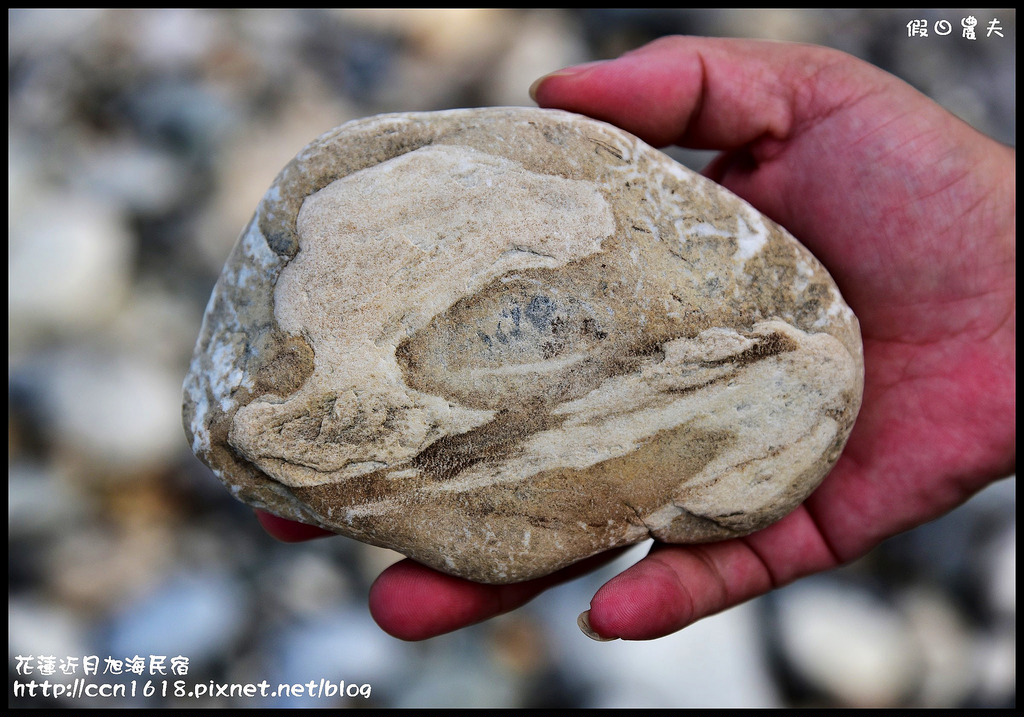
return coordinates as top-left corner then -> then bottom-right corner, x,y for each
261,36 -> 1015,640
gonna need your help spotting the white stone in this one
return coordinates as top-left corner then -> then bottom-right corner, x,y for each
184,107 -> 863,583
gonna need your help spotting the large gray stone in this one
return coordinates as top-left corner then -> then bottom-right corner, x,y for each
183,107 -> 863,583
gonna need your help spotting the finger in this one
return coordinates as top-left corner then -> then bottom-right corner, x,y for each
369,549 -> 631,641
530,35 -> 881,151
254,509 -> 335,542
583,505 -> 840,641
368,559 -> 543,641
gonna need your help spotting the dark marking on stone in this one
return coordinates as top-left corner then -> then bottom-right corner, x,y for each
663,377 -> 725,397
589,137 -> 625,161
525,295 -> 556,331
249,332 -> 315,399
581,317 -> 608,340
413,408 -> 565,483
655,503 -> 743,542
264,227 -> 298,258
508,305 -> 522,336
683,330 -> 799,370
725,331 -> 798,366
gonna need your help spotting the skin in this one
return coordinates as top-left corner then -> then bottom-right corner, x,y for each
258,36 -> 1015,641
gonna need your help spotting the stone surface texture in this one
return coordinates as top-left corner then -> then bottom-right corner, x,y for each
183,107 -> 863,584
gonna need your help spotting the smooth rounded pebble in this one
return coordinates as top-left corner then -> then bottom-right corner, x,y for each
183,107 -> 863,584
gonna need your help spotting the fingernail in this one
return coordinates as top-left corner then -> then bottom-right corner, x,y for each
529,60 -> 610,102
577,610 -> 617,642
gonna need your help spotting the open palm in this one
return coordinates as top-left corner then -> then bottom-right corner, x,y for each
262,37 -> 1015,640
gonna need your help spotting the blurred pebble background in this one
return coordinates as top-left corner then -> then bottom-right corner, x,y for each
8,8 -> 1014,708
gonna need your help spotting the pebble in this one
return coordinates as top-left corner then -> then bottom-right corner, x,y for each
769,577 -> 924,707
9,191 -> 133,350
103,571 -> 248,667
16,348 -> 185,472
8,462 -> 83,535
263,607 -> 405,706
184,106 -> 863,583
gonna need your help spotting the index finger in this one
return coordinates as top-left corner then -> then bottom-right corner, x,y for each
529,35 -> 883,152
